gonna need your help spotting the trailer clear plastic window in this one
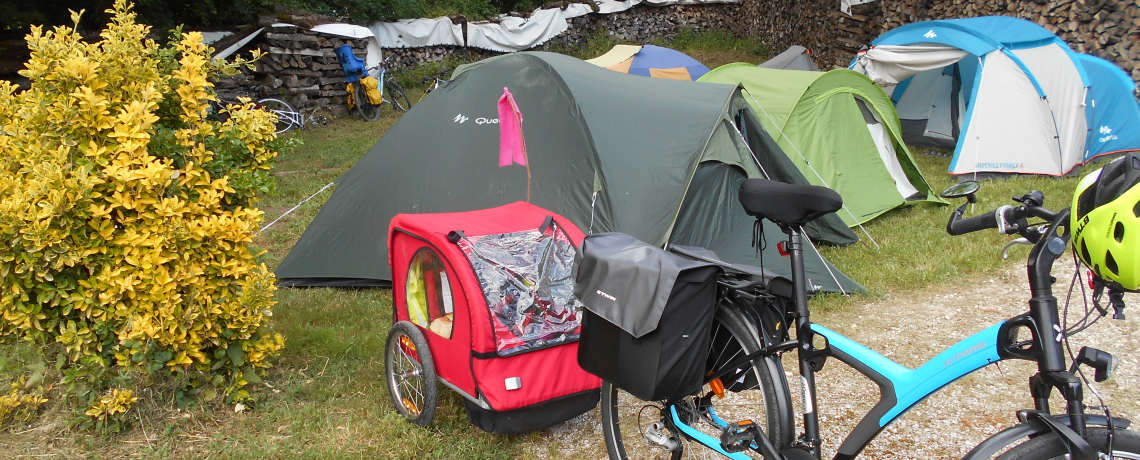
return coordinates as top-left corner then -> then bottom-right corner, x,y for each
455,222 -> 582,356
406,248 -> 455,339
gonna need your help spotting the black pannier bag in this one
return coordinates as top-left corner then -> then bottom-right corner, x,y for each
574,233 -> 720,401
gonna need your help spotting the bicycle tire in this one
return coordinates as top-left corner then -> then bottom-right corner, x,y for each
256,98 -> 296,134
994,427 -> 1140,459
386,79 -> 411,112
353,84 -> 382,121
600,305 -> 791,459
385,321 -> 438,426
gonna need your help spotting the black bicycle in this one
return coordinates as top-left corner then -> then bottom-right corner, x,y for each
598,179 -> 1137,460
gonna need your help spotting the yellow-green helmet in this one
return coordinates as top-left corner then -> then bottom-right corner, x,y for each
1071,153 -> 1140,292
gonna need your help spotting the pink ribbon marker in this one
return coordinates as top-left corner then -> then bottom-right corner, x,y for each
498,87 -> 527,167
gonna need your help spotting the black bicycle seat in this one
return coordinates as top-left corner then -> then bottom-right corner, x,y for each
738,179 -> 842,227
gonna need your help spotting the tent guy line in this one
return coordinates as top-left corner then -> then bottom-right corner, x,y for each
260,181 -> 337,233
740,89 -> 882,251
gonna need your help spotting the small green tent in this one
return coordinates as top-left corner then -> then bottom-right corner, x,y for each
276,52 -> 862,293
698,64 -> 944,227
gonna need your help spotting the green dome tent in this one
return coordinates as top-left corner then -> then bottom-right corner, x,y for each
276,52 -> 863,293
699,64 -> 945,227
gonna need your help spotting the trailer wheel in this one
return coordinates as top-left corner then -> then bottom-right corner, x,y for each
385,321 -> 438,426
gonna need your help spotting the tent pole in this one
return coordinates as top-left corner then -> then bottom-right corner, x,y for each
740,90 -> 881,251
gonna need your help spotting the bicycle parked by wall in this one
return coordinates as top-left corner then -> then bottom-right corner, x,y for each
335,45 -> 411,121
256,98 -> 328,134
208,97 -> 325,134
577,154 -> 1140,460
416,67 -> 451,103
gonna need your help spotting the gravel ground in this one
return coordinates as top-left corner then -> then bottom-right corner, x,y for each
520,257 -> 1140,459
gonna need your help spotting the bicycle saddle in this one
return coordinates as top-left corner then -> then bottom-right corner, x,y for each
738,179 -> 842,227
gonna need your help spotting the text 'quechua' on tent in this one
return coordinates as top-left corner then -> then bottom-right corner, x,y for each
699,64 -> 945,227
586,44 -> 711,81
275,52 -> 863,293
851,16 -> 1140,177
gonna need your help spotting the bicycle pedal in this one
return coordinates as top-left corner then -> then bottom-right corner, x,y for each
719,419 -> 762,453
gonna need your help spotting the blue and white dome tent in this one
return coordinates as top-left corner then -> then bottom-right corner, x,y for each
850,16 -> 1140,177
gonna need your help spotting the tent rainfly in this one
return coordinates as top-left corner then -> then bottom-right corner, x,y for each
276,52 -> 862,293
586,44 -> 711,80
851,16 -> 1140,177
699,64 -> 945,227
759,45 -> 820,71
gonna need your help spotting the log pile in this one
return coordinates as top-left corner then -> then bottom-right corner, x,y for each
213,25 -> 371,116
549,4 -> 740,45
733,0 -> 881,70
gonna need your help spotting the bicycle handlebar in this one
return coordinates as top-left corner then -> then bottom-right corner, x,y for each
418,68 -> 452,85
946,207 -> 1000,236
945,190 -> 1056,239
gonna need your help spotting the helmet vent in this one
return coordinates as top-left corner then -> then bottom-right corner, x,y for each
1106,251 -> 1119,276
1134,199 -> 1140,218
1115,221 -> 1125,243
1076,184 -> 1099,220
1081,238 -> 1092,264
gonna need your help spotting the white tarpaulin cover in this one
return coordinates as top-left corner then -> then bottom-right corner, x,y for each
370,17 -> 465,48
841,0 -> 878,15
313,23 -> 383,67
312,23 -> 374,38
561,3 -> 595,18
853,45 -> 970,86
467,8 -> 569,52
212,27 -> 265,62
368,0 -> 737,51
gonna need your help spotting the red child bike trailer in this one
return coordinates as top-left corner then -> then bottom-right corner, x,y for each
386,202 -> 601,434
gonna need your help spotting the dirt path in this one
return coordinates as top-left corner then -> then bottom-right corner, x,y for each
522,258 -> 1140,459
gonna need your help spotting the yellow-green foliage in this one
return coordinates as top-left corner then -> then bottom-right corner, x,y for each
0,377 -> 49,425
83,388 -> 136,433
0,0 -> 286,408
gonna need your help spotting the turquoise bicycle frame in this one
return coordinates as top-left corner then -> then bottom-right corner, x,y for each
668,321 -> 1007,459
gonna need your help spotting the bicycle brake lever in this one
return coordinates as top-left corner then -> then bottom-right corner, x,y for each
1001,238 -> 1032,259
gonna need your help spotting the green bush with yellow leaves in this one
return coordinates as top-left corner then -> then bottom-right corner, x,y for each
0,0 -> 289,426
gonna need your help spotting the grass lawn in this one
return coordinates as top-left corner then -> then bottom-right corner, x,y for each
0,41 -> 1115,458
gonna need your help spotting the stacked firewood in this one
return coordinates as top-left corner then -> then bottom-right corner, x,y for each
733,0 -> 881,70
213,25 -> 369,116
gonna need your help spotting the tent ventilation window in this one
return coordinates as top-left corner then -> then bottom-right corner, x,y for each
406,248 -> 455,339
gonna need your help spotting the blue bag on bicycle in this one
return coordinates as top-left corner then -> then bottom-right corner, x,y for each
574,233 -> 721,401
335,44 -> 366,83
